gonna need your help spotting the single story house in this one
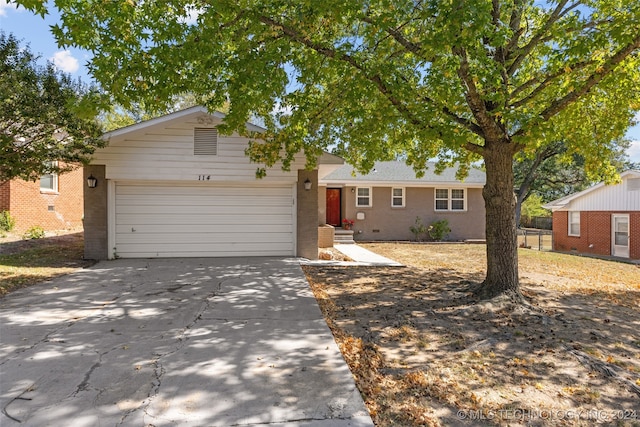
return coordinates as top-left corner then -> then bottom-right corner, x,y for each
543,170 -> 640,260
318,161 -> 487,242
0,165 -> 84,233
84,106 -> 343,260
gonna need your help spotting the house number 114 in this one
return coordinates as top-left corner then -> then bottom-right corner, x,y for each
198,175 -> 211,180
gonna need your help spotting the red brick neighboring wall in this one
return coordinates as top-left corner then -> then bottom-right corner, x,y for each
0,181 -> 10,212
1,168 -> 84,232
553,211 -> 640,260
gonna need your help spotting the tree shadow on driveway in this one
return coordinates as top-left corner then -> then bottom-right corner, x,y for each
0,258 -> 372,426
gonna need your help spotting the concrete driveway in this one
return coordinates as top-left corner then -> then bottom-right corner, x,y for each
0,258 -> 373,426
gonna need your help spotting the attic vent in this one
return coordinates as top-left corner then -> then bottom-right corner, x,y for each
628,178 -> 640,191
194,128 -> 218,155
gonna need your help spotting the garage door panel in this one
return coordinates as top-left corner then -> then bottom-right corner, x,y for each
114,183 -> 295,258
116,232 -> 293,244
115,214 -> 293,226
116,194 -> 293,207
116,224 -> 293,234
116,185 -> 291,197
116,204 -> 290,215
116,242 -> 293,258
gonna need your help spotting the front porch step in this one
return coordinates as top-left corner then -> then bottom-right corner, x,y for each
334,228 -> 355,244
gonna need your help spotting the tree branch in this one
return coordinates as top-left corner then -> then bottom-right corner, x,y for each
507,0 -> 574,76
257,14 -> 485,143
454,46 -> 503,142
510,59 -> 596,108
537,33 -> 640,122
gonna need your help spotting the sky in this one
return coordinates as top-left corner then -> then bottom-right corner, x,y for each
2,0 -> 640,165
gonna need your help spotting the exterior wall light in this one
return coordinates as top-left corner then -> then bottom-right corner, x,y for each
87,175 -> 98,188
304,178 -> 312,191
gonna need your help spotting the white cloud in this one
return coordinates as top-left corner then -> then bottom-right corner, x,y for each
0,0 -> 19,17
178,6 -> 203,25
50,50 -> 79,73
627,140 -> 640,164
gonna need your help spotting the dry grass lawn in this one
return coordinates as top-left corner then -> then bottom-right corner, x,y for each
303,243 -> 640,426
0,231 -> 94,296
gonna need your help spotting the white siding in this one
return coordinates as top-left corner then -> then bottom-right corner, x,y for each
563,175 -> 640,211
113,182 -> 294,258
94,113 -> 303,183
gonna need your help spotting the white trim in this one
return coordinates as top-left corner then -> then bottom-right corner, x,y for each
434,188 -> 467,212
103,106 -> 266,140
292,182 -> 297,256
40,161 -> 59,192
356,187 -> 372,207
321,180 -> 483,188
108,180 -> 116,259
568,211 -> 580,237
611,213 -> 630,258
544,170 -> 640,210
391,187 -> 405,208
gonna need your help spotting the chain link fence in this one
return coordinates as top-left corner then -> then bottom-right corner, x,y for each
517,228 -> 554,251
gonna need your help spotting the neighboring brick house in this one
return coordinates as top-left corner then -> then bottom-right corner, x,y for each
0,165 -> 84,233
544,170 -> 640,261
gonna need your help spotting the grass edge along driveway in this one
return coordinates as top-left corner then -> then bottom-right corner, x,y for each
304,243 -> 640,427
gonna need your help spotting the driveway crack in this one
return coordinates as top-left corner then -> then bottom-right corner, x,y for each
136,283 -> 218,423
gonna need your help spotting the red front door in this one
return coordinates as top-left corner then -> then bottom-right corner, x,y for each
326,188 -> 342,227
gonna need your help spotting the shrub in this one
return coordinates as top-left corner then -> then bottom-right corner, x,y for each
23,225 -> 45,240
428,219 -> 451,241
409,216 -> 427,241
0,210 -> 16,232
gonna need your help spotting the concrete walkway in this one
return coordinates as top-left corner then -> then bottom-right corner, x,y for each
0,258 -> 373,426
303,244 -> 402,267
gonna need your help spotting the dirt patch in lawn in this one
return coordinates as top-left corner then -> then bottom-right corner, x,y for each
0,229 -> 95,296
303,243 -> 640,426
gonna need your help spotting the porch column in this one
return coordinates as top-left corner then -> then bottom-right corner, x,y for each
297,169 -> 318,259
83,165 -> 108,260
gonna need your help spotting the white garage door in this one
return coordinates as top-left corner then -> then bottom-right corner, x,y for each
114,182 -> 295,258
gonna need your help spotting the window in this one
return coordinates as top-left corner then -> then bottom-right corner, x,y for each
568,211 -> 580,236
435,189 -> 449,210
194,128 -> 218,155
40,162 -> 58,192
356,187 -> 371,207
391,187 -> 405,207
435,188 -> 466,211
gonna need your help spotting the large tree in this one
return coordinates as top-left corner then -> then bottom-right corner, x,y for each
0,31 -> 104,182
513,137 -> 636,226
19,0 -> 640,300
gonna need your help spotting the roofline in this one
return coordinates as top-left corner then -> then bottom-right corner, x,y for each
319,180 -> 484,188
103,106 -> 266,139
543,170 -> 640,210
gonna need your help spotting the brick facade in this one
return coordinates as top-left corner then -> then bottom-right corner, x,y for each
297,169 -> 319,259
553,211 -> 640,260
0,167 -> 84,233
83,165 -> 108,260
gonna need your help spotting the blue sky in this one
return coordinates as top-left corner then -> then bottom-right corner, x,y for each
2,1 -> 639,164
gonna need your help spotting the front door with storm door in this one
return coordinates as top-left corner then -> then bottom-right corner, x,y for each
612,214 -> 630,258
326,188 -> 342,227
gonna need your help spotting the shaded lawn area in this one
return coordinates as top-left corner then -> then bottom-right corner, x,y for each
0,232 -> 95,297
303,244 -> 640,426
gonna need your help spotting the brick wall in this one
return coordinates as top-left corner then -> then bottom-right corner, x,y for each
553,210 -> 640,260
297,169 -> 319,259
2,167 -> 84,233
83,165 -> 108,260
631,213 -> 640,260
0,181 -> 10,211
318,225 -> 335,248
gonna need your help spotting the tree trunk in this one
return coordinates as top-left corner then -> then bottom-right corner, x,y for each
515,187 -> 527,228
477,144 -> 522,301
